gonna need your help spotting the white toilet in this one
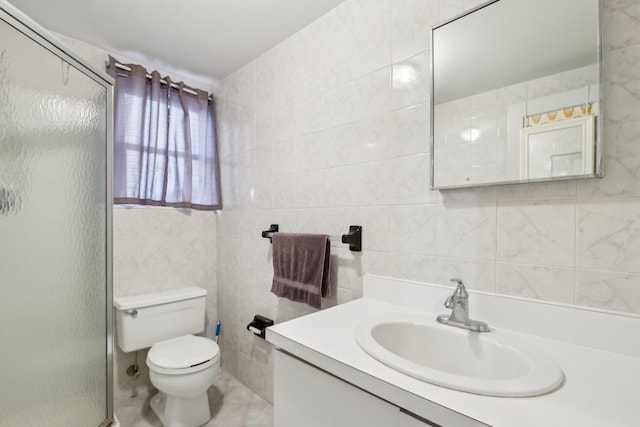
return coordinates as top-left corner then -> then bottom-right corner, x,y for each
114,287 -> 220,427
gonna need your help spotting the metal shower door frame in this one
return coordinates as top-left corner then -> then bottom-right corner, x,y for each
0,1 -> 114,426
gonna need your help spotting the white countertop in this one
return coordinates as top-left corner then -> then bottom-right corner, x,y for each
266,276 -> 640,427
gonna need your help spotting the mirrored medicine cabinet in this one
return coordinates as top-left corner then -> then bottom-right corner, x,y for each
430,0 -> 603,189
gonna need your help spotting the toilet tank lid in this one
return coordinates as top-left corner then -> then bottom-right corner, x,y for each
114,287 -> 207,310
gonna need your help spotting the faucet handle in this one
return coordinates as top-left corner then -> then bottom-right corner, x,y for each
444,294 -> 456,309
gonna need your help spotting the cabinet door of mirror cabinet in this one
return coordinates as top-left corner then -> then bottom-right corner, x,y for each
430,0 -> 603,189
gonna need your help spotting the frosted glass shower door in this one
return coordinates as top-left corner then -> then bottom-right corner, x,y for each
0,7 -> 112,427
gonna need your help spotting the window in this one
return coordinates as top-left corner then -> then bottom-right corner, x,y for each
107,56 -> 221,210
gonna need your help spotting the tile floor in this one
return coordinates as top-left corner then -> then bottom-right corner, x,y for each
115,371 -> 273,427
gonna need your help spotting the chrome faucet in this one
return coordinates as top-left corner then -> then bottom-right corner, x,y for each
436,278 -> 489,332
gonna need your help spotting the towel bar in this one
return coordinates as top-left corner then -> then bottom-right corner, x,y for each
261,224 -> 362,252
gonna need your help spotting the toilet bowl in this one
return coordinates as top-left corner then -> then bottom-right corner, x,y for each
146,335 -> 220,427
113,287 -> 220,427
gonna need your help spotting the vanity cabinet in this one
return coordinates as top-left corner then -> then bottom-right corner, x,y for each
268,276 -> 640,426
274,350 -> 437,427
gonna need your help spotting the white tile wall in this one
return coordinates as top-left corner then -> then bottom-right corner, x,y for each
496,200 -> 576,267
215,0 -> 640,404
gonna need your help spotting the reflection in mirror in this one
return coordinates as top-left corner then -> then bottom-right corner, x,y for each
430,0 -> 602,189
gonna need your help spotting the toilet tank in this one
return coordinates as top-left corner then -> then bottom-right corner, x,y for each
114,287 -> 207,353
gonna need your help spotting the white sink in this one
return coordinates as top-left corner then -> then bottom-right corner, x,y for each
355,314 -> 564,397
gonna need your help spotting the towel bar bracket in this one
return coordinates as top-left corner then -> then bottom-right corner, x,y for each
261,224 -> 279,242
342,225 -> 362,252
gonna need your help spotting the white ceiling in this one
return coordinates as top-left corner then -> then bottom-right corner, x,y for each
7,0 -> 347,86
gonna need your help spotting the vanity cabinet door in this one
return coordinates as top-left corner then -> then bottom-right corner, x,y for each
274,350 -> 399,427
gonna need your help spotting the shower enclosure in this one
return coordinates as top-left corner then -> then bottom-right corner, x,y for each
0,2 -> 113,426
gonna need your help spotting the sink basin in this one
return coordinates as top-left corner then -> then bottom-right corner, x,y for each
355,314 -> 564,397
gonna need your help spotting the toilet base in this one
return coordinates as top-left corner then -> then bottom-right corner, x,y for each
150,391 -> 211,427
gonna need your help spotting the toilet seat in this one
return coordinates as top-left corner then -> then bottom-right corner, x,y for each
147,335 -> 220,375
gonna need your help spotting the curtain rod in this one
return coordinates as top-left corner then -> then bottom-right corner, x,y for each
113,62 -> 212,100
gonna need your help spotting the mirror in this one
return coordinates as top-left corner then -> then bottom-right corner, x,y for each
430,0 -> 602,189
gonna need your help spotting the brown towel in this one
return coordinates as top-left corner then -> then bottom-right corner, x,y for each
270,233 -> 331,309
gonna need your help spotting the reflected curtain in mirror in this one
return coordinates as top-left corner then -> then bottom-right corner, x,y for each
107,56 -> 222,210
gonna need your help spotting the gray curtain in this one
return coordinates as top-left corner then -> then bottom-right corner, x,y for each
107,56 -> 221,210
